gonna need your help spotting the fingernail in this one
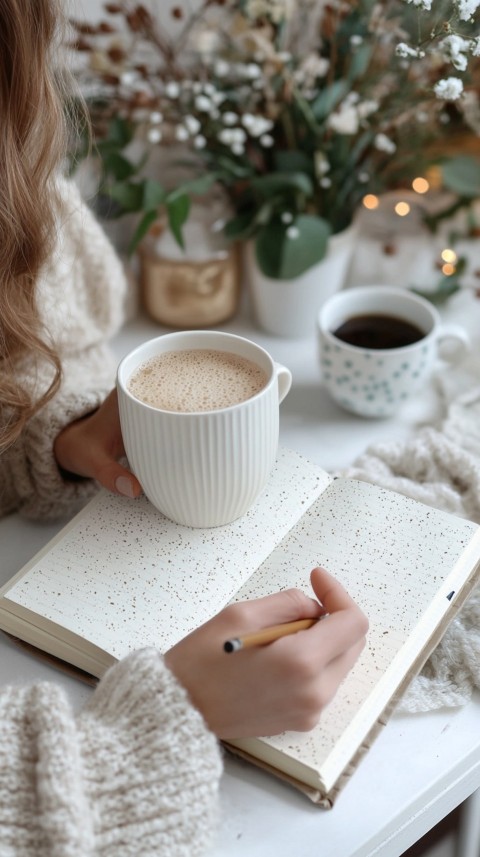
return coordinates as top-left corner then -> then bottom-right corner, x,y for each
115,476 -> 136,498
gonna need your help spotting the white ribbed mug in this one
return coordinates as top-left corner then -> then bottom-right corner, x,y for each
117,331 -> 292,527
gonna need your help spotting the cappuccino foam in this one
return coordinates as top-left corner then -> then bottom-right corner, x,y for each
128,348 -> 268,412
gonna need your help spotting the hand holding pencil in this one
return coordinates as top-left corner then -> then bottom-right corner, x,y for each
165,567 -> 368,740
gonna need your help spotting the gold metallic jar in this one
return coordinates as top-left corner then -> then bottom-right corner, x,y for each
139,199 -> 241,328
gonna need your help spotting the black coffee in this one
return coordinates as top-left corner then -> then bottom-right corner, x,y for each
333,313 -> 425,349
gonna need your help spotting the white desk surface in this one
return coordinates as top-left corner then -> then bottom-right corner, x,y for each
1,290 -> 479,857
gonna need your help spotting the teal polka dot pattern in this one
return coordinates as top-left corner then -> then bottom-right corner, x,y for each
319,334 -> 434,418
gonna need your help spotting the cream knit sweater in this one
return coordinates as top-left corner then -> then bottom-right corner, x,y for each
1,179 -> 129,520
0,181 -> 223,855
0,649 -> 222,856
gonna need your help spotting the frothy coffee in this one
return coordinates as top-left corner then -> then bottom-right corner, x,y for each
128,348 -> 269,412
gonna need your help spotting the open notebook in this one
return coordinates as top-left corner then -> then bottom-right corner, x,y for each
0,447 -> 479,806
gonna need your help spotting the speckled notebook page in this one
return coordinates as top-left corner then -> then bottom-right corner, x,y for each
229,478 -> 480,795
2,448 -> 329,662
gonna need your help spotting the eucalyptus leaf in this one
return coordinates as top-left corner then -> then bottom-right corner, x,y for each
127,210 -> 158,255
212,154 -> 253,179
348,43 -> 372,81
166,193 -> 191,248
105,115 -> 134,148
142,178 -> 166,211
273,150 -> 313,175
108,181 -> 144,213
102,152 -> 137,181
255,215 -> 331,279
249,171 -> 314,197
311,80 -> 349,121
441,156 -> 480,198
170,172 -> 218,198
224,211 -> 257,239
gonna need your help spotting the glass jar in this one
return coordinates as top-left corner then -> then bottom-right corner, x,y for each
140,198 -> 240,328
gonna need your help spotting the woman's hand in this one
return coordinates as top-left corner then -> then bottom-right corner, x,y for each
165,567 -> 368,739
53,389 -> 142,498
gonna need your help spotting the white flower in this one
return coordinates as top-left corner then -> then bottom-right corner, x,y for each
218,128 -> 247,146
457,0 -> 480,20
150,111 -> 163,124
314,151 -> 330,176
223,111 -> 239,126
175,125 -> 189,142
357,99 -> 379,119
211,92 -> 226,106
195,94 -> 212,112
440,35 -> 470,71
184,115 -> 201,135
402,0 -> 432,9
286,225 -> 300,239
295,54 -> 330,86
241,113 -> 256,129
472,37 -> 480,57
120,71 -> 137,87
320,177 -> 332,188
350,35 -> 363,46
240,63 -> 262,80
328,105 -> 359,135
374,133 -> 397,153
243,115 -> 274,137
231,128 -> 247,143
214,59 -> 230,77
434,77 -> 464,100
218,129 -> 234,145
396,42 -> 425,59
193,135 -> 207,149
147,127 -> 162,144
165,81 -> 180,98
231,142 -> 245,155
281,212 -> 294,224
246,0 -> 295,24
260,134 -> 274,147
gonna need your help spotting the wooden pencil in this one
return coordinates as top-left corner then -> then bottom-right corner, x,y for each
223,617 -> 318,653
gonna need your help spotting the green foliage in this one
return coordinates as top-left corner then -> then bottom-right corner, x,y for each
440,156 -> 480,198
84,116 -> 222,254
255,215 -> 331,279
67,0 -> 480,278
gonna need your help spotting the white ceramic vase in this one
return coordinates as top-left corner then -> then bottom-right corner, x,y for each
246,224 -> 357,338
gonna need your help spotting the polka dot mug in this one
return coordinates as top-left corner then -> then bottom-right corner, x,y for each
318,286 -> 469,418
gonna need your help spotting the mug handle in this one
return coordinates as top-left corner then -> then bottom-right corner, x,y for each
274,362 -> 292,403
436,324 -> 470,364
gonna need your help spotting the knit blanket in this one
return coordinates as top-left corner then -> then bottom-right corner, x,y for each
341,351 -> 480,713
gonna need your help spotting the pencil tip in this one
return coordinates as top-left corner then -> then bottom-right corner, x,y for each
224,638 -> 242,653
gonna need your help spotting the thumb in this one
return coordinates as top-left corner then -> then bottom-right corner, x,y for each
93,459 -> 143,499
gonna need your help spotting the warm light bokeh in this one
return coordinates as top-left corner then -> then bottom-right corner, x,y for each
362,194 -> 379,210
412,177 -> 430,194
441,248 -> 457,264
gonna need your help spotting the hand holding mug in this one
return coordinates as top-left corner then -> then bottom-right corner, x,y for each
117,331 -> 292,527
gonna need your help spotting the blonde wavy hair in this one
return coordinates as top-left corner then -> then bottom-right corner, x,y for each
0,0 -> 70,452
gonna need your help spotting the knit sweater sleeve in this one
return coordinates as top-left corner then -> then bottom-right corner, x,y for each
0,179 -> 131,521
3,346 -> 120,520
0,649 -> 223,857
